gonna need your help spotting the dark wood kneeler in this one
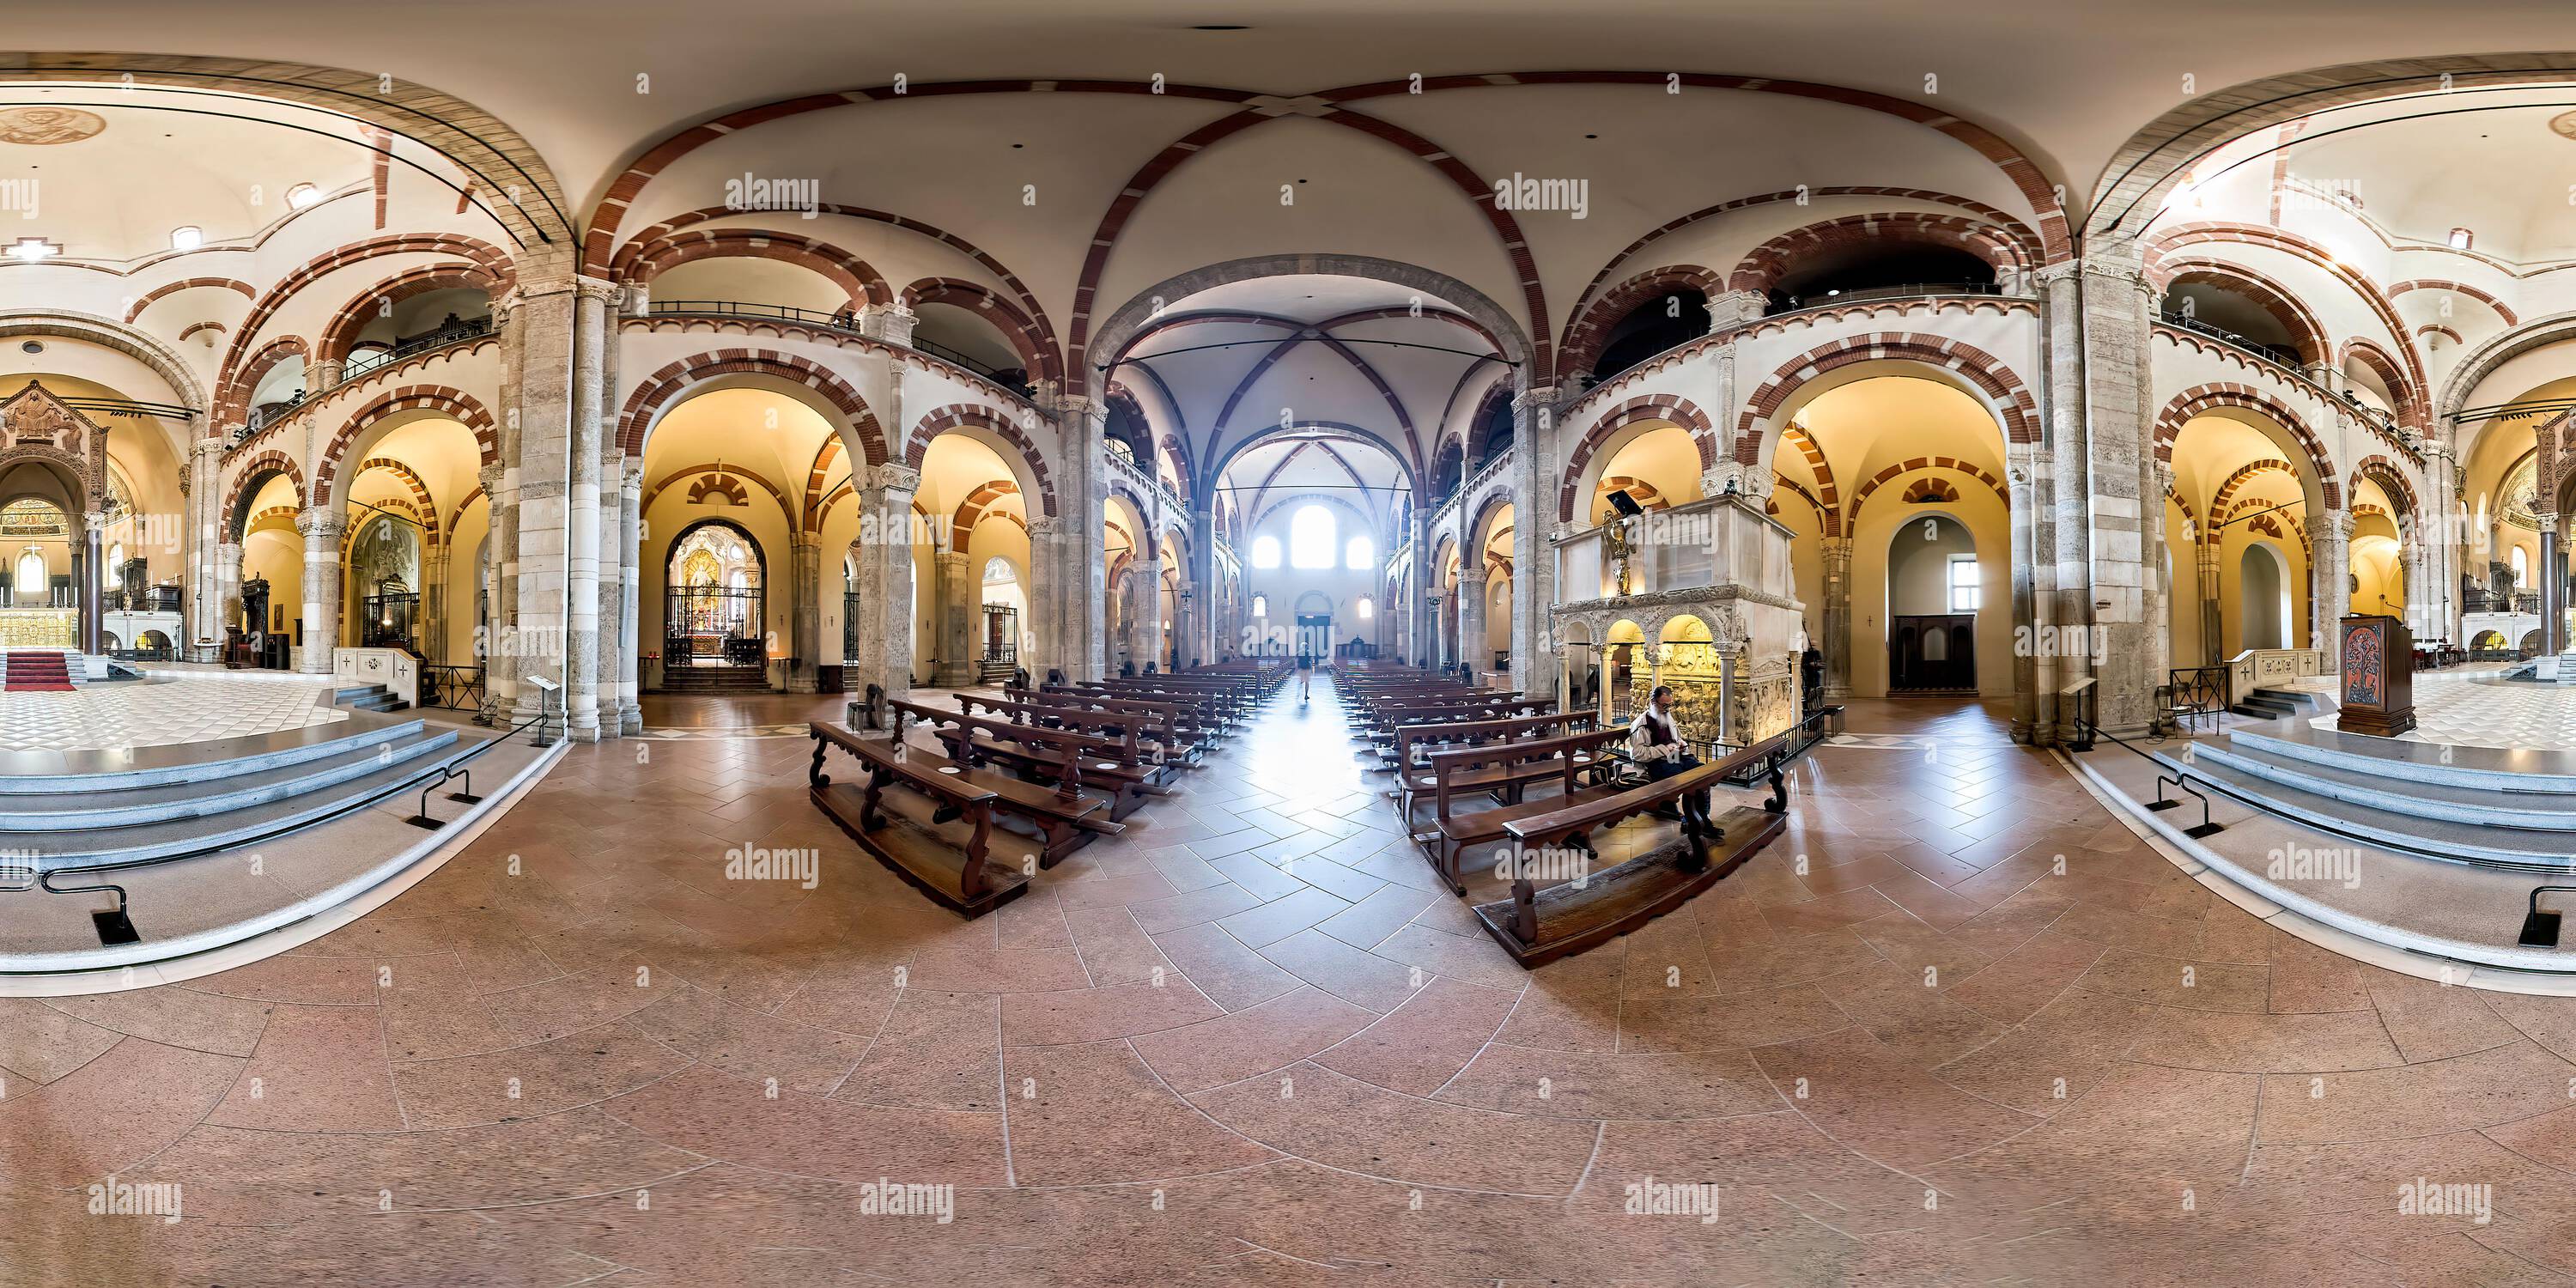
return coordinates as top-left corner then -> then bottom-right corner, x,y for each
809,723 -> 1027,919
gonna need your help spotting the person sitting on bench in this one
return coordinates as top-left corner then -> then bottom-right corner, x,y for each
1626,684 -> 1712,829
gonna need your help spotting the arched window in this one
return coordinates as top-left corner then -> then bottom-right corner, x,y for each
2512,545 -> 2530,587
983,556 -> 1016,586
1356,597 -> 1374,618
105,543 -> 125,589
1250,535 -> 1282,568
14,550 -> 42,605
1251,594 -> 1268,617
1290,505 -> 1336,569
1345,534 -> 1374,570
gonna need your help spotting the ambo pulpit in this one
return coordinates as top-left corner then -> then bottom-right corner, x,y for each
2337,613 -> 2415,738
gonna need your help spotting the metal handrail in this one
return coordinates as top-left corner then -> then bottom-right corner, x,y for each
2155,310 -> 2300,368
2065,685 -> 2223,839
647,299 -> 1036,395
1769,282 -> 2005,314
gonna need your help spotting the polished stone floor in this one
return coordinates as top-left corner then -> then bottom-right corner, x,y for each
9,678 -> 2576,1285
0,674 -> 343,751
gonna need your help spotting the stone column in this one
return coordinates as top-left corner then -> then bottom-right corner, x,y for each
2071,246 -> 2159,737
507,275 -> 580,725
2196,541 -> 2224,666
2544,516 -> 2562,657
76,513 -> 102,655
933,548 -> 973,686
1136,556 -> 1167,670
1510,383 -> 1560,695
1457,570 -> 1487,677
1025,515 -> 1059,677
213,540 -> 242,646
2308,511 -> 2352,669
1815,536 -> 1853,698
594,447 -> 629,734
618,458 -> 645,732
483,289 -> 522,721
1407,506 -> 1431,666
848,464 -> 920,720
1044,390 -> 1109,680
791,533 -> 827,692
186,433 -> 227,660
1188,508 -> 1217,666
295,507 -> 346,673
422,528 -> 448,659
559,276 -> 614,740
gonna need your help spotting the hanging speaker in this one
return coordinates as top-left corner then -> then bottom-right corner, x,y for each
1606,489 -> 1645,518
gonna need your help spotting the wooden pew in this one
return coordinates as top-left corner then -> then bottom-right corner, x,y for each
1385,709 -> 1599,809
1482,734 -> 1792,967
1413,728 -> 1627,892
1009,686 -> 1205,765
956,692 -> 1182,786
890,698 -> 1159,822
807,722 -> 1025,918
1044,681 -> 1230,745
878,719 -> 1124,869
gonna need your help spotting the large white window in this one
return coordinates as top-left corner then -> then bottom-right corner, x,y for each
1946,555 -> 1980,613
1345,535 -> 1374,570
1356,597 -> 1374,618
1290,505 -> 1336,568
2513,545 -> 2530,587
1250,535 -> 1282,568
1251,594 -> 1267,617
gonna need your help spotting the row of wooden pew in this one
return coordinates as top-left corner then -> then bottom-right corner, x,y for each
1343,664 -> 1793,967
806,665 -> 1285,916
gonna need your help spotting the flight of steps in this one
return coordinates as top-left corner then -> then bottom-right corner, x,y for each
2154,724 -> 2576,874
0,716 -> 489,874
659,663 -> 770,693
2227,684 -> 2332,720
978,657 -> 1018,684
1,650 -> 78,692
332,683 -> 410,713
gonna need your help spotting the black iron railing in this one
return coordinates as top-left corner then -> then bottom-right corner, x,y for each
2157,310 -> 2300,368
343,316 -> 494,383
647,300 -> 1034,395
1768,282 -> 2003,315
2163,665 -> 2229,735
422,663 -> 486,713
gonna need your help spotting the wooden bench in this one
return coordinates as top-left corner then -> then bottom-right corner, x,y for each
1051,682 -> 1231,742
1480,735 -> 1793,967
1413,728 -> 1628,892
1010,687 -> 1206,765
1359,695 -> 1557,744
957,692 -> 1182,786
1386,710 -> 1599,808
807,722 -> 1025,918
890,698 -> 1160,822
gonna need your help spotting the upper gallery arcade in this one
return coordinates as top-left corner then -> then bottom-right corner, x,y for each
14,51 -> 2576,743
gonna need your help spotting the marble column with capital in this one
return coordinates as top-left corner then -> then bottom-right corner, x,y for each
186,432 -> 228,660
1024,515 -> 1059,677
1188,508 -> 1217,666
1819,536 -> 1854,699
848,463 -> 921,720
2307,511 -> 2353,669
560,276 -> 615,739
296,506 -> 347,673
77,511 -> 104,656
792,533 -> 828,692
2544,514 -> 2564,658
507,274 -> 579,725
1510,383 -> 1559,694
1457,571 -> 1488,677
933,548 -> 973,686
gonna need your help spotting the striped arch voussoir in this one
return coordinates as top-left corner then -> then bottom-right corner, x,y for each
1557,395 -> 1714,524
1558,265 -> 1722,381
904,403 -> 1058,517
1727,214 -> 2032,295
312,386 -> 498,506
617,349 -> 889,465
2153,383 -> 2340,509
1732,333 -> 2040,471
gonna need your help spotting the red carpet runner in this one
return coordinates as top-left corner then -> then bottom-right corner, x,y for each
3,652 -> 74,693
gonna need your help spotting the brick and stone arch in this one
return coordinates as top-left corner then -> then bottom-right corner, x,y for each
799,438 -> 845,535
1724,213 -> 2033,296
899,277 -> 1060,382
608,204 -> 1061,365
1569,188 -> 2045,320
2152,383 -> 2340,509
617,349 -> 890,465
245,503 -> 301,532
903,403 -> 1060,517
1558,394 -> 1716,523
2339,337 -> 2427,428
1558,264 -> 1722,380
219,234 -> 514,408
2348,455 -> 2421,524
1459,380 -> 1512,467
2416,324 -> 2465,347
1845,458 -> 2007,527
641,463 -> 792,520
125,276 -> 256,323
2207,459 -> 2303,535
178,321 -> 227,345
1769,477 -> 1830,527
1775,423 -> 1839,536
1900,477 -> 1960,504
2142,223 -> 2427,396
222,451 -> 306,541
2387,279 -> 2518,327
624,228 -> 895,308
1731,334 -> 2041,479
314,263 -> 507,365
311,386 -> 500,506
684,473 -> 751,507
951,479 -> 1023,547
2148,258 -> 2332,366
350,457 -> 441,547
213,336 -> 311,438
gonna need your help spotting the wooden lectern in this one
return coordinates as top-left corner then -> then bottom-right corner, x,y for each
2337,614 -> 2415,737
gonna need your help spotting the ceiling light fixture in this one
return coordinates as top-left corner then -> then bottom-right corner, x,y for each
169,225 -> 202,252
5,238 -> 60,262
285,183 -> 324,210
2449,227 -> 2475,251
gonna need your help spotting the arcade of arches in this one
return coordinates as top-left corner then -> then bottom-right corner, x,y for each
23,21 -> 2576,1284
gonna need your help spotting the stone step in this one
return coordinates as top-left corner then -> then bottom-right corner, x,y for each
12,727 -> 497,872
2229,723 -> 2576,793
2155,748 -> 2576,873
0,718 -> 430,794
0,728 -> 460,831
2185,737 -> 2576,831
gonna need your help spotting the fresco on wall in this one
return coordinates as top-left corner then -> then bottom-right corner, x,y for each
350,514 -> 420,597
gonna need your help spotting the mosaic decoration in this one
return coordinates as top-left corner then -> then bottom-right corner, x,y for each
2502,453 -> 2540,531
0,106 -> 105,146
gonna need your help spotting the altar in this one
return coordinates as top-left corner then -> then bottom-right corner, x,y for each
0,608 -> 76,648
